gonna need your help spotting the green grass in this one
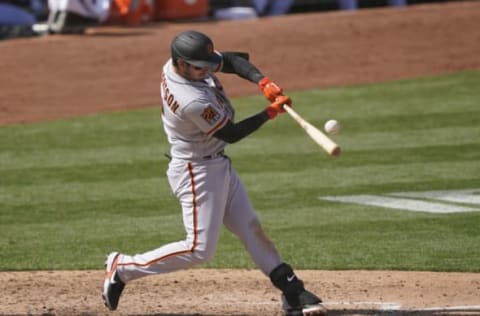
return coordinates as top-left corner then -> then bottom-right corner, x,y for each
1,71 -> 479,271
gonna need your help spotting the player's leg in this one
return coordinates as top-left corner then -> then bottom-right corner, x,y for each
222,170 -> 282,275
117,160 -> 230,281
103,159 -> 230,310
223,168 -> 326,316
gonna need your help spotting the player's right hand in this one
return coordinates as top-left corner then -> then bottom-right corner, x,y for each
265,95 -> 292,119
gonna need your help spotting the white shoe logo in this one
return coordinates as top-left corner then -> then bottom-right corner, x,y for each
287,275 -> 296,282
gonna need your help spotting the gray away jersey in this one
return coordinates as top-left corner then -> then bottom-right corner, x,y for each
160,59 -> 235,160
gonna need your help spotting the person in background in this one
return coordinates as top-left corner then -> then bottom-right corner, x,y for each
338,0 -> 406,10
252,0 -> 294,16
0,0 -> 47,39
47,0 -> 110,34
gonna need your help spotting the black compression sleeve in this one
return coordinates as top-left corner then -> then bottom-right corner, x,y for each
213,110 -> 270,143
220,51 -> 264,84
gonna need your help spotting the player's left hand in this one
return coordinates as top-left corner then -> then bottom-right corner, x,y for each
258,77 -> 284,102
265,95 -> 292,119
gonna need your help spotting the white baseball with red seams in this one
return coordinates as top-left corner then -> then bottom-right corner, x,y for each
113,59 -> 283,282
324,119 -> 341,134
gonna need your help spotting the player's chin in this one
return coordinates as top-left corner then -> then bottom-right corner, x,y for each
185,71 -> 207,81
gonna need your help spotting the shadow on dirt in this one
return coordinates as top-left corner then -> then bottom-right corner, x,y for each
10,312 -> 479,316
84,31 -> 154,37
128,314 -> 250,316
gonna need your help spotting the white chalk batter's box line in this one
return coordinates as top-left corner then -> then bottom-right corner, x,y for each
209,300 -> 480,312
319,188 -> 480,214
325,302 -> 480,311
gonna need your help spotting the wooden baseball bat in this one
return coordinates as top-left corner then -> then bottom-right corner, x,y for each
283,105 -> 341,156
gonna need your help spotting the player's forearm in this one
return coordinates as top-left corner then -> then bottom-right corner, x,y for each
213,111 -> 270,143
220,52 -> 264,84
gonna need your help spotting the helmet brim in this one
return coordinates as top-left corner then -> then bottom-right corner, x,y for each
184,51 -> 222,71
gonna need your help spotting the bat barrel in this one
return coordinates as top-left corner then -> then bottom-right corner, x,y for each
283,105 -> 341,157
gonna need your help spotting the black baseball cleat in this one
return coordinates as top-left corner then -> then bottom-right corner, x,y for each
282,290 -> 327,316
102,252 -> 125,311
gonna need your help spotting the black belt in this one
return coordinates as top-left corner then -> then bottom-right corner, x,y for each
202,150 -> 225,159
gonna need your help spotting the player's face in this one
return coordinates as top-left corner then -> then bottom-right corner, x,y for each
177,60 -> 209,81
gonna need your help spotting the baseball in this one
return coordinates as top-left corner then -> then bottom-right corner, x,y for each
324,119 -> 341,134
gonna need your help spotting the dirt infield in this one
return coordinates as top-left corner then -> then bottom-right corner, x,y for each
1,1 -> 480,315
1,270 -> 480,315
1,1 -> 479,125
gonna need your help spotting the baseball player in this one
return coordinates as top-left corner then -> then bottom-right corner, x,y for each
102,30 -> 326,316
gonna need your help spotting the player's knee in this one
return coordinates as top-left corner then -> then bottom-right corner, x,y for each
191,249 -> 214,264
191,243 -> 216,264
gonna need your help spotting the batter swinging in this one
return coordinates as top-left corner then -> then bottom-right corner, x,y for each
102,30 -> 326,316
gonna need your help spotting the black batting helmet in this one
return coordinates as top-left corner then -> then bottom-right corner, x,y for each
171,30 -> 222,70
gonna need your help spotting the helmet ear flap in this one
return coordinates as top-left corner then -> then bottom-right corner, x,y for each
171,45 -> 180,66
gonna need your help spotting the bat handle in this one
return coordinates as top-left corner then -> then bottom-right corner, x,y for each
282,104 -> 303,124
